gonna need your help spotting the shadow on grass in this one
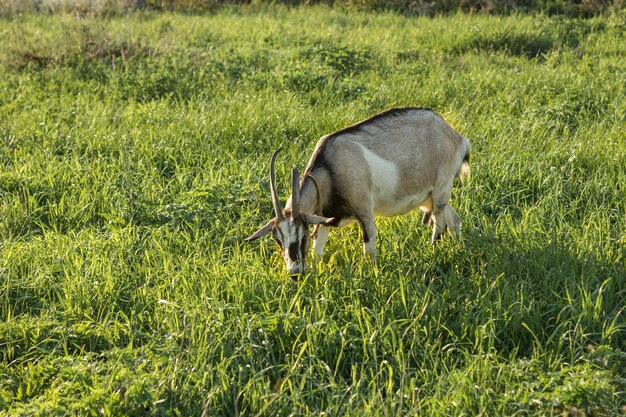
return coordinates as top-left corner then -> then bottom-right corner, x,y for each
420,226 -> 626,358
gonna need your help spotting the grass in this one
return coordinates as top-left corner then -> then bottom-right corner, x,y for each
1,5 -> 625,416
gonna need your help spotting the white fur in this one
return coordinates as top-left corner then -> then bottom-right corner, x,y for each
356,143 -> 399,209
357,143 -> 433,217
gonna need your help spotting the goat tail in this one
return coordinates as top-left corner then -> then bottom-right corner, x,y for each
457,137 -> 471,184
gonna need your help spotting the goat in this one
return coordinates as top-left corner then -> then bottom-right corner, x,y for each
244,107 -> 470,276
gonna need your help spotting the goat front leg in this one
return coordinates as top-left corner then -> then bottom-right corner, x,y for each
422,210 -> 434,227
357,214 -> 377,260
312,224 -> 330,262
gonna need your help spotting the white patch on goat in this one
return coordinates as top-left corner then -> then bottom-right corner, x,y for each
357,143 -> 430,217
356,143 -> 399,214
359,144 -> 432,217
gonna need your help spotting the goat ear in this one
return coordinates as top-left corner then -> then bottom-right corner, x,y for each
302,213 -> 335,226
244,218 -> 276,242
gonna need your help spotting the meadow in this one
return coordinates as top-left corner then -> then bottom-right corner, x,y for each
0,5 -> 625,416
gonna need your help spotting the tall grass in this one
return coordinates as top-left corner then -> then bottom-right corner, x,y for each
0,6 -> 625,416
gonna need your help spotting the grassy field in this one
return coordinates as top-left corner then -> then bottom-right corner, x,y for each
1,6 -> 625,416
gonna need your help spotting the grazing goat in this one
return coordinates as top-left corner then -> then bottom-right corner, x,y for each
245,107 -> 470,276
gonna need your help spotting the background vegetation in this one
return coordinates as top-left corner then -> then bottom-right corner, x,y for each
1,4 -> 625,416
0,0 -> 624,17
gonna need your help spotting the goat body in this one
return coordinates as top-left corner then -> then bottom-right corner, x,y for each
245,107 -> 470,275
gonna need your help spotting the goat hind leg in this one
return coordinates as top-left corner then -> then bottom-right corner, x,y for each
431,199 -> 450,244
432,204 -> 462,244
447,206 -> 461,237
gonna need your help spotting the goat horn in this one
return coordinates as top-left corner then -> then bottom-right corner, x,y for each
269,147 -> 284,221
291,168 -> 300,217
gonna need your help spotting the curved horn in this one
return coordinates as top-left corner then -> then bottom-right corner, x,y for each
291,168 -> 300,217
269,147 -> 284,221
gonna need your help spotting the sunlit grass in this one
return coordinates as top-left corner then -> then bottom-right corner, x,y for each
1,6 -> 625,416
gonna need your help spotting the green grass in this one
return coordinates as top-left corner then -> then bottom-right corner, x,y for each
1,6 -> 625,416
